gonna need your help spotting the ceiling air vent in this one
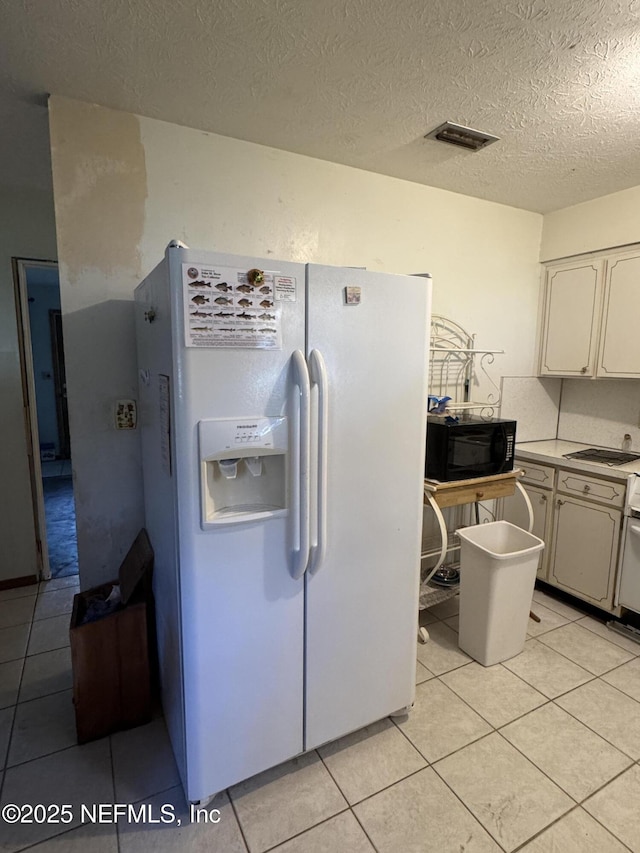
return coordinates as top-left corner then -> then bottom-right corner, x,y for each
425,121 -> 499,151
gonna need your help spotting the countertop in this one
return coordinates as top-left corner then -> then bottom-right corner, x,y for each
515,439 -> 640,482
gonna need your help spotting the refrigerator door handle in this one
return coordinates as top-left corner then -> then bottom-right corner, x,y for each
308,349 -> 328,575
291,350 -> 311,579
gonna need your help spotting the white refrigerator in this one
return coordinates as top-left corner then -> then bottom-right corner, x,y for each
134,245 -> 431,802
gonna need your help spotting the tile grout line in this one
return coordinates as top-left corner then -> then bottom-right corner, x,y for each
425,732 -> 511,853
429,727 -> 575,852
16,680 -> 73,712
226,785 -> 254,853
409,644 -> 640,848
258,807 -> 356,853
2,599 -> 38,779
491,725 -> 588,807
531,630 -> 637,678
500,657 -> 598,702
429,643 -> 640,764
548,679 -> 640,764
508,802 -> 635,853
428,667 -> 549,735
574,616 -> 640,656
314,746 -> 381,852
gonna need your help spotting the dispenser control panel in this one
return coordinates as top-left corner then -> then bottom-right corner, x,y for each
199,417 -> 285,457
233,420 -> 272,446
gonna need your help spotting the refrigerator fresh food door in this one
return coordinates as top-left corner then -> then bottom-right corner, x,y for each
165,248 -> 307,799
304,264 -> 430,750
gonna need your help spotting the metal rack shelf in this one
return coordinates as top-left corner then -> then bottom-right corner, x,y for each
420,316 -> 511,614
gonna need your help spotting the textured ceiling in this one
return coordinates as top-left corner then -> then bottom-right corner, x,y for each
2,0 -> 640,213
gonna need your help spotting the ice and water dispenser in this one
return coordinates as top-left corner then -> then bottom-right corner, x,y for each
198,417 -> 287,527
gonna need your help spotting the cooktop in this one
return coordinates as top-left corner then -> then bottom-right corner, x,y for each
563,448 -> 640,466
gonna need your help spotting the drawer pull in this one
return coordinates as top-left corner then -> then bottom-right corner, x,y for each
583,484 -> 591,493
476,491 -> 484,499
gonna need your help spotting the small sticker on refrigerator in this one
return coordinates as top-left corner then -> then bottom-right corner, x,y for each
182,263 -> 282,349
274,275 -> 297,302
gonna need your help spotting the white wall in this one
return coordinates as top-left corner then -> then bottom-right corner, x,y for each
541,185 -> 640,262
138,117 -> 543,375
0,184 -> 58,584
49,96 -> 543,588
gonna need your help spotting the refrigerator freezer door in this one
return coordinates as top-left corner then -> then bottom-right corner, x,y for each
304,265 -> 430,750
165,248 -> 307,799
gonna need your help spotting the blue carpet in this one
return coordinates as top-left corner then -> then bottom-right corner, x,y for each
42,475 -> 79,578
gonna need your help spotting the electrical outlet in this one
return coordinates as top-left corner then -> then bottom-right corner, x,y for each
115,399 -> 137,430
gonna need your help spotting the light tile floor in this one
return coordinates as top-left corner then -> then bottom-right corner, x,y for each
1,582 -> 640,852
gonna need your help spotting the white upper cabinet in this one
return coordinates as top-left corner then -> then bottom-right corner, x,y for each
538,247 -> 640,379
538,258 -> 603,377
597,251 -> 640,378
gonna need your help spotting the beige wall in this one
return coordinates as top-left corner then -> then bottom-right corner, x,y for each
49,96 -> 543,588
48,99 -> 147,589
0,184 -> 58,583
541,184 -> 640,261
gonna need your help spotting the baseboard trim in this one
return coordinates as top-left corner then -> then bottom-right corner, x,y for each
0,574 -> 38,591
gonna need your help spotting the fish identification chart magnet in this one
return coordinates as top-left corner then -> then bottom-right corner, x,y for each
182,264 -> 283,349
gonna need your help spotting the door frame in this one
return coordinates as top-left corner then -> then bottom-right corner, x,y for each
12,257 -> 59,580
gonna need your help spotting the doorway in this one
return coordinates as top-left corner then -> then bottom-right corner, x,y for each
13,258 -> 78,579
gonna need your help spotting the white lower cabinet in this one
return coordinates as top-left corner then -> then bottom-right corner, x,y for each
502,460 -> 625,613
548,494 -> 621,611
502,483 -> 551,580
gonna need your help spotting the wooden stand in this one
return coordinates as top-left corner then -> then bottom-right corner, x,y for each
424,470 -> 522,508
420,470 -> 530,612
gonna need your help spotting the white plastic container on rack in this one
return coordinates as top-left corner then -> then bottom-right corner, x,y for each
456,521 -> 544,666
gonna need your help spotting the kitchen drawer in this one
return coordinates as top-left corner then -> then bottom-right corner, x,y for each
516,459 -> 555,490
556,468 -> 625,507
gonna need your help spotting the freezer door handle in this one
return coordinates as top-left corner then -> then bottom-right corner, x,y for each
291,350 -> 311,579
308,349 -> 328,575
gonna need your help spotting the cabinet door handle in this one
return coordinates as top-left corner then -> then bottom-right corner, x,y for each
580,366 -> 588,374
557,498 -> 564,507
539,495 -> 547,504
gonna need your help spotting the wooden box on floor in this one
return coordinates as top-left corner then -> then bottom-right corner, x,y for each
70,529 -> 154,743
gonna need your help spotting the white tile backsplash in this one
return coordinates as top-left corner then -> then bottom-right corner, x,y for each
557,379 -> 640,450
500,376 -> 561,442
500,376 -> 640,450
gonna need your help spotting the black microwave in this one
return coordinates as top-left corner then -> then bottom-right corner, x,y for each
425,415 -> 516,482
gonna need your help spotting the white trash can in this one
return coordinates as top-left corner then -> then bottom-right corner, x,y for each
456,521 -> 545,666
